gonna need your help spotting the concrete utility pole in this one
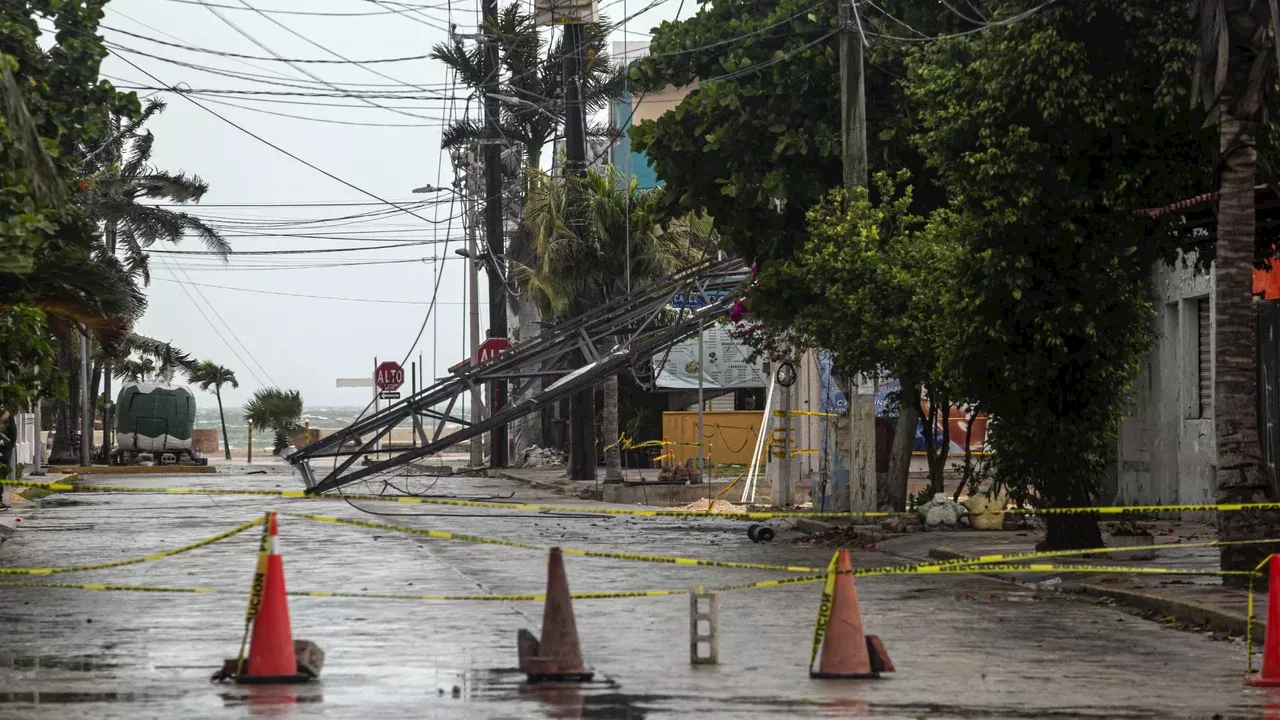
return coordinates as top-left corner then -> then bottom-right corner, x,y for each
482,0 -> 509,468
840,0 -> 877,513
464,154 -> 485,468
562,19 -> 596,482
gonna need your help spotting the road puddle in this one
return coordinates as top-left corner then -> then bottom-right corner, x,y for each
2,655 -> 118,671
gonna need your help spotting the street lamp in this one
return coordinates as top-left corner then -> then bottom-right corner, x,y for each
410,178 -> 485,468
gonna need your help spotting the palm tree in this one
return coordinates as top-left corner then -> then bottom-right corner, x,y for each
433,11 -> 626,462
243,388 -> 304,455
1192,0 -> 1280,580
75,99 -> 226,464
188,361 -> 238,460
520,165 -> 705,481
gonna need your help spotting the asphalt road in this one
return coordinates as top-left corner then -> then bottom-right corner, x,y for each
0,469 -> 1272,719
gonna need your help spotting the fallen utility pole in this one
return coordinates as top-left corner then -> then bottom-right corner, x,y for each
291,261 -> 748,493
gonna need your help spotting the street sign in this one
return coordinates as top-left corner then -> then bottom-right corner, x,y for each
476,337 -> 513,364
375,361 -> 405,392
671,289 -> 729,309
378,391 -> 401,400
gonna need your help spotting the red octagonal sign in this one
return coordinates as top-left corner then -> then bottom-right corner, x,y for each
375,361 -> 404,392
476,337 -> 512,364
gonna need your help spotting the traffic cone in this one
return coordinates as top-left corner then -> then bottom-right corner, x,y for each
214,513 -> 323,684
810,549 -> 893,679
518,548 -> 594,682
1248,555 -> 1280,686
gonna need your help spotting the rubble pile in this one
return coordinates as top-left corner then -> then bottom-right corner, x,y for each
671,498 -> 741,514
517,445 -> 567,468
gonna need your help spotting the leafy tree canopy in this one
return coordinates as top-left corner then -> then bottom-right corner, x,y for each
903,0 -> 1211,546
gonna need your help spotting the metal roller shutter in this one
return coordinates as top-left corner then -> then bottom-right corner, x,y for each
1199,298 -> 1212,418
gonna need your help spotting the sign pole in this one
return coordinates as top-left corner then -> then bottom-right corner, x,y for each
698,326 -> 705,473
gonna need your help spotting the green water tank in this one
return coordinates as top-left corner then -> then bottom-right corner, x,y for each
115,382 -> 196,453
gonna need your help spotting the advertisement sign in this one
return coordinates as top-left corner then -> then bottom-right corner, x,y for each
653,324 -> 768,390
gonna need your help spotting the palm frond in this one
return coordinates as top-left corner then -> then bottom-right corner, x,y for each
134,169 -> 210,204
0,67 -> 66,205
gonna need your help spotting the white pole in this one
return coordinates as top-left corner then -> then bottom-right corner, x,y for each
742,374 -> 776,504
80,330 -> 91,467
697,325 -> 705,472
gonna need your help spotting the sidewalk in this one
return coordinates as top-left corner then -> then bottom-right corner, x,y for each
876,520 -> 1265,637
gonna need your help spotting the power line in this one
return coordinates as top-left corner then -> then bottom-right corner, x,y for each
103,26 -> 441,64
111,54 -> 464,230
150,0 -> 475,15
163,257 -> 278,385
150,276 -> 476,304
147,240 -> 438,255
155,256 -> 268,387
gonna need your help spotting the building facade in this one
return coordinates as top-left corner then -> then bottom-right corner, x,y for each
1114,253 -> 1216,507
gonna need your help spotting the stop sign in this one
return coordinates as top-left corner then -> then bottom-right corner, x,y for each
476,337 -> 513,364
375,361 -> 404,392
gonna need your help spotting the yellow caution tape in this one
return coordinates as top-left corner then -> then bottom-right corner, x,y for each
12,478 -> 1280,521
775,410 -> 839,418
0,561 -> 1258,603
0,580 -> 689,602
282,512 -> 828,573
236,513 -> 274,677
808,552 -> 839,673
0,516 -> 264,575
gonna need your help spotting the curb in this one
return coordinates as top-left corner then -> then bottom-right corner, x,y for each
46,465 -> 216,475
12,474 -> 81,502
496,471 -> 569,495
928,547 -> 1259,637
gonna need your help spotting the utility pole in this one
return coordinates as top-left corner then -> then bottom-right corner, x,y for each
463,151 -> 484,468
482,0 -> 509,468
563,19 -> 596,482
840,0 -> 876,513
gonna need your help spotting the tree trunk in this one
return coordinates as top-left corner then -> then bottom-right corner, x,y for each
1040,474 -> 1103,550
603,373 -> 623,482
49,335 -> 79,465
216,388 -> 231,460
100,361 -> 113,463
886,387 -> 920,511
1215,114 -> 1280,583
953,406 -> 981,502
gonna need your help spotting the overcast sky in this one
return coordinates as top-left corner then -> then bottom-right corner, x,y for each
87,0 -> 684,407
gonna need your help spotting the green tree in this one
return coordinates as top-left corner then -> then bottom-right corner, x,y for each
243,388 -> 303,455
188,361 -> 238,460
81,99 -> 225,462
2,0 -> 145,463
519,165 -> 703,480
433,9 -> 626,460
746,173 -> 962,507
628,0 -> 963,500
904,0 -> 1211,548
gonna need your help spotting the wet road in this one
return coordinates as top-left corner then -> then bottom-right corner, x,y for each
0,470 -> 1272,719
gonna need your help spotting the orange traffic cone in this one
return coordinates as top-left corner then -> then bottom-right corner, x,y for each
1249,555 -> 1280,686
214,513 -> 323,684
810,549 -> 893,679
518,548 -> 594,682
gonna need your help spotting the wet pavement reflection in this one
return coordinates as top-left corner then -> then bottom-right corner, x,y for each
0,471 -> 1274,718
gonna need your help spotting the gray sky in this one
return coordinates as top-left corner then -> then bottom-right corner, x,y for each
91,0 -> 684,408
